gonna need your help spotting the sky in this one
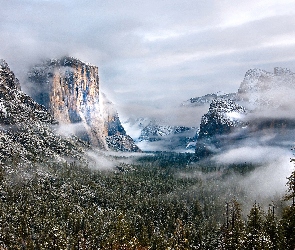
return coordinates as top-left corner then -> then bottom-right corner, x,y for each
1,0 -> 295,126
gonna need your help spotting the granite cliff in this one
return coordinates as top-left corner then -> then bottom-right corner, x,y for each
195,99 -> 247,159
194,67 -> 295,160
0,60 -> 84,165
26,57 -> 140,152
238,67 -> 295,110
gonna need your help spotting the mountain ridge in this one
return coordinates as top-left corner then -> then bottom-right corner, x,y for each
0,59 -> 85,165
193,67 -> 295,160
26,56 -> 141,152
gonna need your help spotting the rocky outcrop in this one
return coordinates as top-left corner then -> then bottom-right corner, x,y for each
193,67 -> 295,160
195,99 -> 247,160
238,67 -> 295,110
0,60 -> 84,164
101,93 -> 141,152
26,57 -> 140,152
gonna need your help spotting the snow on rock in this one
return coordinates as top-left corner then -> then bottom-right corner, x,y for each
0,59 -> 85,164
26,57 -> 140,152
195,99 -> 247,160
193,67 -> 295,160
238,67 -> 295,110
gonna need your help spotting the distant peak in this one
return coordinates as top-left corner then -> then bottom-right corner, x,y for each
274,67 -> 293,76
0,59 -> 8,68
244,67 -> 295,79
38,56 -> 96,69
243,68 -> 270,80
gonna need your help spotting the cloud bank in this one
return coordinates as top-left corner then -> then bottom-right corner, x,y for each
1,0 -> 295,126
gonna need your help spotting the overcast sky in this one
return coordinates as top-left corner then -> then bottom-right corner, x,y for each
1,0 -> 295,125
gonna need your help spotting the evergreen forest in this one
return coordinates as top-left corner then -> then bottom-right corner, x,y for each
0,152 -> 294,249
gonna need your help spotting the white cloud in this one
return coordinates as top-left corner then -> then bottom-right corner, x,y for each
1,0 -> 295,126
213,146 -> 291,165
212,145 -> 294,205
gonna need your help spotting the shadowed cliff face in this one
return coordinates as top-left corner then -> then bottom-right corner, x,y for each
194,67 -> 295,160
27,57 -> 140,152
0,60 -> 84,164
194,99 -> 247,160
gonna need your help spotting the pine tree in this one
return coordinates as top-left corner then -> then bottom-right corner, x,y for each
244,202 -> 272,250
284,163 -> 295,206
281,164 -> 295,250
264,204 -> 283,250
220,199 -> 245,250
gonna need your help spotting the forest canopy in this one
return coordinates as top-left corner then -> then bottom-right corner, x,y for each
0,153 -> 294,249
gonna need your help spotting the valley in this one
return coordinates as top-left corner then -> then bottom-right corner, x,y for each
0,58 -> 294,249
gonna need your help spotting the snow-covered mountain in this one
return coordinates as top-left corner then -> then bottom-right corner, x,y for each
181,92 -> 238,107
129,91 -> 239,153
193,67 -> 295,160
123,118 -> 198,152
238,67 -> 295,112
26,57 -> 140,152
4,57 -> 294,159
138,121 -> 197,151
0,60 -> 85,165
194,99 -> 247,160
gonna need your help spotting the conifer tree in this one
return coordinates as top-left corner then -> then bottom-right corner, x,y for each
264,204 -> 283,250
244,202 -> 272,250
284,163 -> 295,206
220,199 -> 245,250
281,164 -> 295,250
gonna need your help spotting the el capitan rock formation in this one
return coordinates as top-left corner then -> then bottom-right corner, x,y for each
0,60 -> 84,164
26,57 -> 140,152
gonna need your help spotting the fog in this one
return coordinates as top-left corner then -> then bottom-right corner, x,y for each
55,122 -> 87,138
2,0 -> 295,123
86,148 -> 144,170
1,1 -> 294,206
200,123 -> 294,207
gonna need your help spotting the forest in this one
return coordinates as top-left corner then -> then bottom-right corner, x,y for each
0,152 -> 294,249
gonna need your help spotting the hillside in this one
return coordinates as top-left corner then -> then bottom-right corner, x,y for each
26,57 -> 140,152
0,59 -> 84,165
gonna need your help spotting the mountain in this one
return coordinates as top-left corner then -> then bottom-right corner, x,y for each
26,57 -> 140,152
181,92 -> 237,107
238,67 -> 295,110
194,67 -> 295,160
195,99 -> 247,160
0,60 -> 84,165
126,119 -> 198,152
138,121 -> 198,151
123,92 -> 239,153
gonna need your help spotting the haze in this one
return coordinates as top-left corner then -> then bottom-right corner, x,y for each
1,0 -> 295,126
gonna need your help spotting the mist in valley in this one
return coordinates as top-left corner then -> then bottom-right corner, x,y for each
1,0 -> 295,248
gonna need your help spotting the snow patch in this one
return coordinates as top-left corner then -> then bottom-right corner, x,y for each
225,111 -> 244,120
0,101 -> 7,118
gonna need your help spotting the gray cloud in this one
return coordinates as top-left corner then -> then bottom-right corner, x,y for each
1,0 -> 295,127
211,145 -> 294,208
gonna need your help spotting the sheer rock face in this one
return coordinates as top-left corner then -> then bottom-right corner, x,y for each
0,60 -> 84,164
237,67 -> 295,135
27,57 -> 140,152
195,99 -> 247,159
238,67 -> 295,110
194,67 -> 295,160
